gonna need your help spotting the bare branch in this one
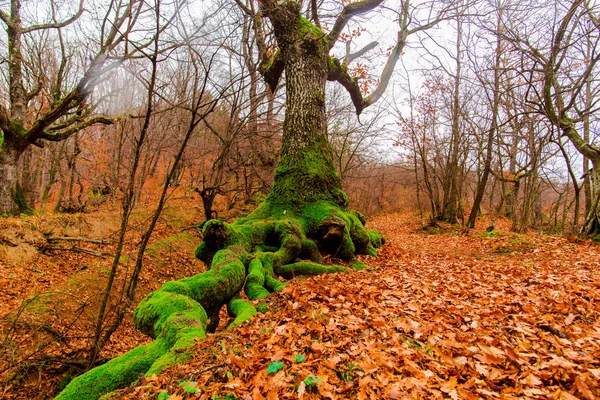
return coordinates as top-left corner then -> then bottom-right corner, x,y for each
344,40 -> 378,66
22,0 -> 85,33
0,9 -> 13,27
311,0 -> 321,28
38,116 -> 115,142
327,0 -> 384,49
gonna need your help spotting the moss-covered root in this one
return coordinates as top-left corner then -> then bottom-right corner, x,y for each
57,247 -> 247,400
276,261 -> 347,279
350,259 -> 369,271
58,293 -> 208,400
227,295 -> 257,330
245,258 -> 270,300
55,339 -> 170,400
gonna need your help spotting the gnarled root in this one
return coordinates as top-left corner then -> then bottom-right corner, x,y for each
57,201 -> 383,399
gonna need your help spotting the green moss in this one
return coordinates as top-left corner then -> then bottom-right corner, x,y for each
9,120 -> 26,137
350,259 -> 368,271
264,275 -> 286,292
367,229 -> 384,248
55,339 -> 170,400
227,296 -> 257,329
276,261 -> 346,279
134,291 -> 206,339
15,184 -> 36,216
257,302 -> 269,313
300,239 -> 322,262
298,16 -> 326,44
195,241 -> 210,263
260,49 -> 279,74
245,258 -> 269,300
266,137 -> 341,208
146,325 -> 205,375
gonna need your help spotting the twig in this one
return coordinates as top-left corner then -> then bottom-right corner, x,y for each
43,245 -> 110,258
0,236 -> 18,247
189,362 -> 229,378
46,236 -> 109,244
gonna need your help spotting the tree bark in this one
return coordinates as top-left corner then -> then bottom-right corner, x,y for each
266,12 -> 343,208
0,141 -> 24,214
583,163 -> 600,235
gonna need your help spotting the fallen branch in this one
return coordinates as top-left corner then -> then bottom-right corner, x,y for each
42,245 -> 110,258
0,235 -> 18,247
46,236 -> 109,244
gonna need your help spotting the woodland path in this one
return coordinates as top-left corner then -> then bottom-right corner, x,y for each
113,213 -> 600,399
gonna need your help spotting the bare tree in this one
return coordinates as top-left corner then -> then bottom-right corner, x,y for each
502,0 -> 600,234
0,0 -> 146,214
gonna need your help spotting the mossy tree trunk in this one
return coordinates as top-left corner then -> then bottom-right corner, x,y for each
268,11 -> 341,208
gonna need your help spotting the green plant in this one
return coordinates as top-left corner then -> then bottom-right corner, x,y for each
266,361 -> 285,375
157,392 -> 170,400
303,374 -> 322,393
179,381 -> 199,394
211,394 -> 238,400
294,354 -> 306,363
338,362 -> 361,382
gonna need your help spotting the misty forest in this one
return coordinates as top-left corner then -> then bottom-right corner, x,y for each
0,0 -> 599,398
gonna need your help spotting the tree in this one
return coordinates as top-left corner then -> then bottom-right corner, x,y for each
0,0 -> 144,215
502,0 -> 600,234
57,0 -> 455,398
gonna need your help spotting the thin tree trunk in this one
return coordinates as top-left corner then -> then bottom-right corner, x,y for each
467,9 -> 502,229
441,16 -> 462,224
0,142 -> 23,214
87,21 -> 161,368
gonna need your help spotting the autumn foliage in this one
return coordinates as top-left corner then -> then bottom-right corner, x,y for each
107,213 -> 599,400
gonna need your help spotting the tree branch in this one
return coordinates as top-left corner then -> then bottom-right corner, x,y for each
22,0 -> 84,33
327,0 -> 384,49
0,9 -> 13,28
311,0 -> 321,28
329,30 -> 404,115
328,58 -> 365,114
38,116 -> 115,142
344,40 -> 378,66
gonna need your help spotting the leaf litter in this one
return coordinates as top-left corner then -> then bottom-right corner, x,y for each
87,214 -> 600,398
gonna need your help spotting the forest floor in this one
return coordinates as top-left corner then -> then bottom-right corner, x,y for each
1,205 -> 600,399
115,213 -> 600,400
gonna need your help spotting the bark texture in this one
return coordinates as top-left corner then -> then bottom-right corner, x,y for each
0,139 -> 26,214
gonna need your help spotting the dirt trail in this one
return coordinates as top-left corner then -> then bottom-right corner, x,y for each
115,213 -> 600,399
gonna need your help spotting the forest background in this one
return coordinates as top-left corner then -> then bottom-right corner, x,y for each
0,0 -> 599,398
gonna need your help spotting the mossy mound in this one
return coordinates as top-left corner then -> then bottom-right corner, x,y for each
56,196 -> 383,400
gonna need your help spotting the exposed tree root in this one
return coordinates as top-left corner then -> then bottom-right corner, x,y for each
56,200 -> 384,399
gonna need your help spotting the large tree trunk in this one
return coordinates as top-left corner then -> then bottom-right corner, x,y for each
268,19 -> 343,208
